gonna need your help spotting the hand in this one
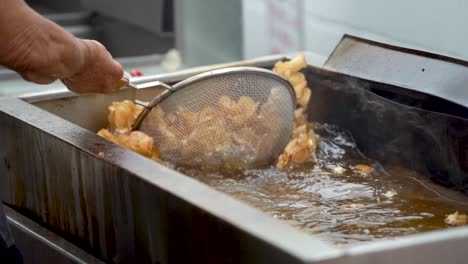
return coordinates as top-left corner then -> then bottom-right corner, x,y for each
0,0 -> 124,94
62,39 -> 124,94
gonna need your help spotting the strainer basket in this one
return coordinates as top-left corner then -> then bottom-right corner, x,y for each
127,67 -> 296,170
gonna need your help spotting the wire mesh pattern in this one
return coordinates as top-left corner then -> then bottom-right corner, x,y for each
140,70 -> 295,170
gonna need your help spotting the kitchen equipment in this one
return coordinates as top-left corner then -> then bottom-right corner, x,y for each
121,67 -> 296,169
2,38 -> 468,263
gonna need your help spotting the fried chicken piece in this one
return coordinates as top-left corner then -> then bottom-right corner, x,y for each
97,129 -> 162,162
353,164 -> 375,175
331,165 -> 347,175
292,124 -> 308,138
219,96 -> 258,126
274,53 -> 318,170
445,211 -> 467,226
277,132 -> 315,170
293,107 -> 307,127
97,127 -> 114,140
258,88 -> 285,132
107,100 -> 144,133
273,53 -> 307,78
297,87 -> 311,109
180,106 -> 218,127
289,72 -> 307,99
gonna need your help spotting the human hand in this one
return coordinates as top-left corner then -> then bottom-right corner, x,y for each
61,39 -> 124,94
0,0 -> 124,94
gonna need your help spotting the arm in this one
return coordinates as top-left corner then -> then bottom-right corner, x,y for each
0,0 -> 123,93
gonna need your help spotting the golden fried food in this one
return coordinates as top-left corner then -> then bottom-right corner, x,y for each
353,164 -> 375,174
297,88 -> 311,109
274,53 -> 318,170
445,211 -> 467,226
107,100 -> 144,133
219,96 -> 258,126
258,88 -> 284,131
97,101 -> 162,163
293,107 -> 307,127
150,95 -> 269,169
277,132 -> 316,169
331,165 -> 347,175
289,72 -> 307,98
97,128 -> 162,162
273,53 -> 307,79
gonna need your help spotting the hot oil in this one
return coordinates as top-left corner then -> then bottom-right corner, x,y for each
180,123 -> 468,246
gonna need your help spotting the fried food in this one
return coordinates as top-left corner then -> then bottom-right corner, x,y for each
97,128 -> 162,162
331,165 -> 347,175
445,211 -> 467,226
107,100 -> 144,133
97,101 -> 162,163
353,164 -> 375,174
219,96 -> 258,126
277,132 -> 316,169
150,94 -> 273,169
274,53 -> 318,170
273,53 -> 307,78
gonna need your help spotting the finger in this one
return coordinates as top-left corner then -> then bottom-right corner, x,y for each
63,39 -> 124,94
20,71 -> 56,85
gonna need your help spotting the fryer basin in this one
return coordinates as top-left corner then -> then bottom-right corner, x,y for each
1,53 -> 468,263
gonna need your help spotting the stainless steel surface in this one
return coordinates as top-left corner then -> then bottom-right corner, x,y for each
0,202 -> 14,248
324,35 -> 468,108
2,55 -> 468,263
4,205 -> 104,264
80,0 -> 173,35
44,11 -> 93,26
28,0 -> 83,13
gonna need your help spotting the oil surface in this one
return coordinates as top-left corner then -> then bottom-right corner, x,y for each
181,123 -> 468,246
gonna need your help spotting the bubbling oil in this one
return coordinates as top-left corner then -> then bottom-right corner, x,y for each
180,123 -> 468,246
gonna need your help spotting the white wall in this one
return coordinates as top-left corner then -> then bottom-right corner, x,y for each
243,0 -> 468,63
176,0 -> 243,67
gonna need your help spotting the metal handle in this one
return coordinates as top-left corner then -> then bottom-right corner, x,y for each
120,72 -> 174,129
118,77 -> 130,90
116,71 -> 132,90
131,81 -> 174,130
120,73 -> 173,108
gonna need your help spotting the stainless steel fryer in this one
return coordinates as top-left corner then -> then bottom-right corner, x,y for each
1,38 -> 468,264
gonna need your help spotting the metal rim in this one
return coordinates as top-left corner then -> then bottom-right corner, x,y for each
171,66 -> 297,103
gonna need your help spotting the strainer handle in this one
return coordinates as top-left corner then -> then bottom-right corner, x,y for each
131,81 -> 174,130
117,71 -> 132,90
134,82 -> 173,108
120,73 -> 174,108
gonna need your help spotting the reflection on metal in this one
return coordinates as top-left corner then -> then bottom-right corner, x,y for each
4,205 -> 103,264
324,35 -> 468,108
1,55 -> 468,263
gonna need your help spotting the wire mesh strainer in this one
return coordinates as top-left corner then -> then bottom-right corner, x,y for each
125,67 -> 296,170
